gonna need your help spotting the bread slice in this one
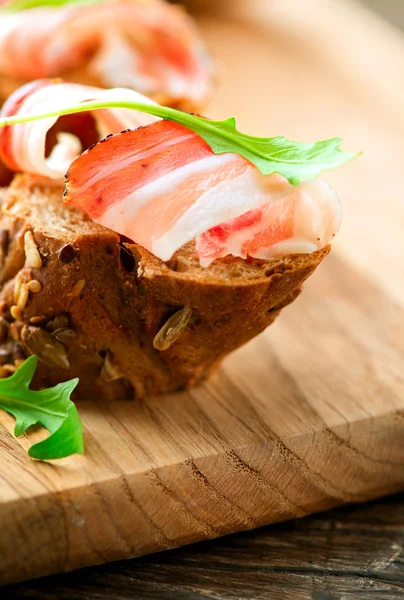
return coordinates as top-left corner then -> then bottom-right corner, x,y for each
0,174 -> 329,399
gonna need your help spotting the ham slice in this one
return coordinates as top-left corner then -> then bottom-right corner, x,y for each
0,79 -> 342,266
0,79 -> 160,179
0,0 -> 213,106
64,121 -> 342,264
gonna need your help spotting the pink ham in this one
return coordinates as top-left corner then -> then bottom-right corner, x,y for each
64,120 -> 342,264
0,0 -> 213,106
0,80 -> 342,266
0,79 -> 160,179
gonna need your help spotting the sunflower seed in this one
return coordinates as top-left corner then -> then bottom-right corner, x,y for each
0,229 -> 9,261
21,325 -> 70,369
53,327 -> 76,344
12,342 -> 25,359
100,352 -> 123,382
45,313 -> 69,332
153,307 -> 193,351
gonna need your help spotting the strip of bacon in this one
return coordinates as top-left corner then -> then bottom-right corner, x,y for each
0,79 -> 160,179
0,0 -> 213,107
65,121 -> 342,264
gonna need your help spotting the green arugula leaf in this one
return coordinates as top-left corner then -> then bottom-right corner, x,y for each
156,115 -> 357,185
0,0 -> 99,13
0,356 -> 83,460
0,97 -> 359,184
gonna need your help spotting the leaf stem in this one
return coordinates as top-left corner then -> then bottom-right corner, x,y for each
0,99 -> 276,161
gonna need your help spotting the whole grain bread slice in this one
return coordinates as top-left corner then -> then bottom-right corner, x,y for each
0,174 -> 329,399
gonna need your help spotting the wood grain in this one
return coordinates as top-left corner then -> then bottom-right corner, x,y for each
1,0 -> 404,586
4,495 -> 404,599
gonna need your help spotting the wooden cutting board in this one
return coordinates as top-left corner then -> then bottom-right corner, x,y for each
1,0 -> 404,586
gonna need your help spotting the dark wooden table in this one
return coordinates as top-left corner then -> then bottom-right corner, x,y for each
4,494 -> 404,599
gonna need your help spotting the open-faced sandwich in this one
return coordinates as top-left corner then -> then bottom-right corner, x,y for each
0,80 -> 355,407
0,0 -> 213,110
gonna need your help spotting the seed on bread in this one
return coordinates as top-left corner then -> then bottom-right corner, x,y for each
9,323 -> 20,341
24,230 -> 42,269
53,327 -> 76,344
13,276 -> 22,304
153,307 -> 193,351
0,228 -> 9,261
45,313 -> 69,332
101,352 -> 123,382
12,342 -> 25,359
69,279 -> 86,298
29,315 -> 47,325
10,305 -> 22,320
0,318 -> 8,343
21,325 -> 70,369
17,283 -> 29,310
27,280 -> 42,293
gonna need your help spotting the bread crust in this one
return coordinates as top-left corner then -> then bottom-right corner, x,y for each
0,175 -> 330,399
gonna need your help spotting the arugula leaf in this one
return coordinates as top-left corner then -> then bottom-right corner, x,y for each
0,98 -> 359,185
1,0 -> 98,13
0,356 -> 83,460
155,115 -> 357,185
